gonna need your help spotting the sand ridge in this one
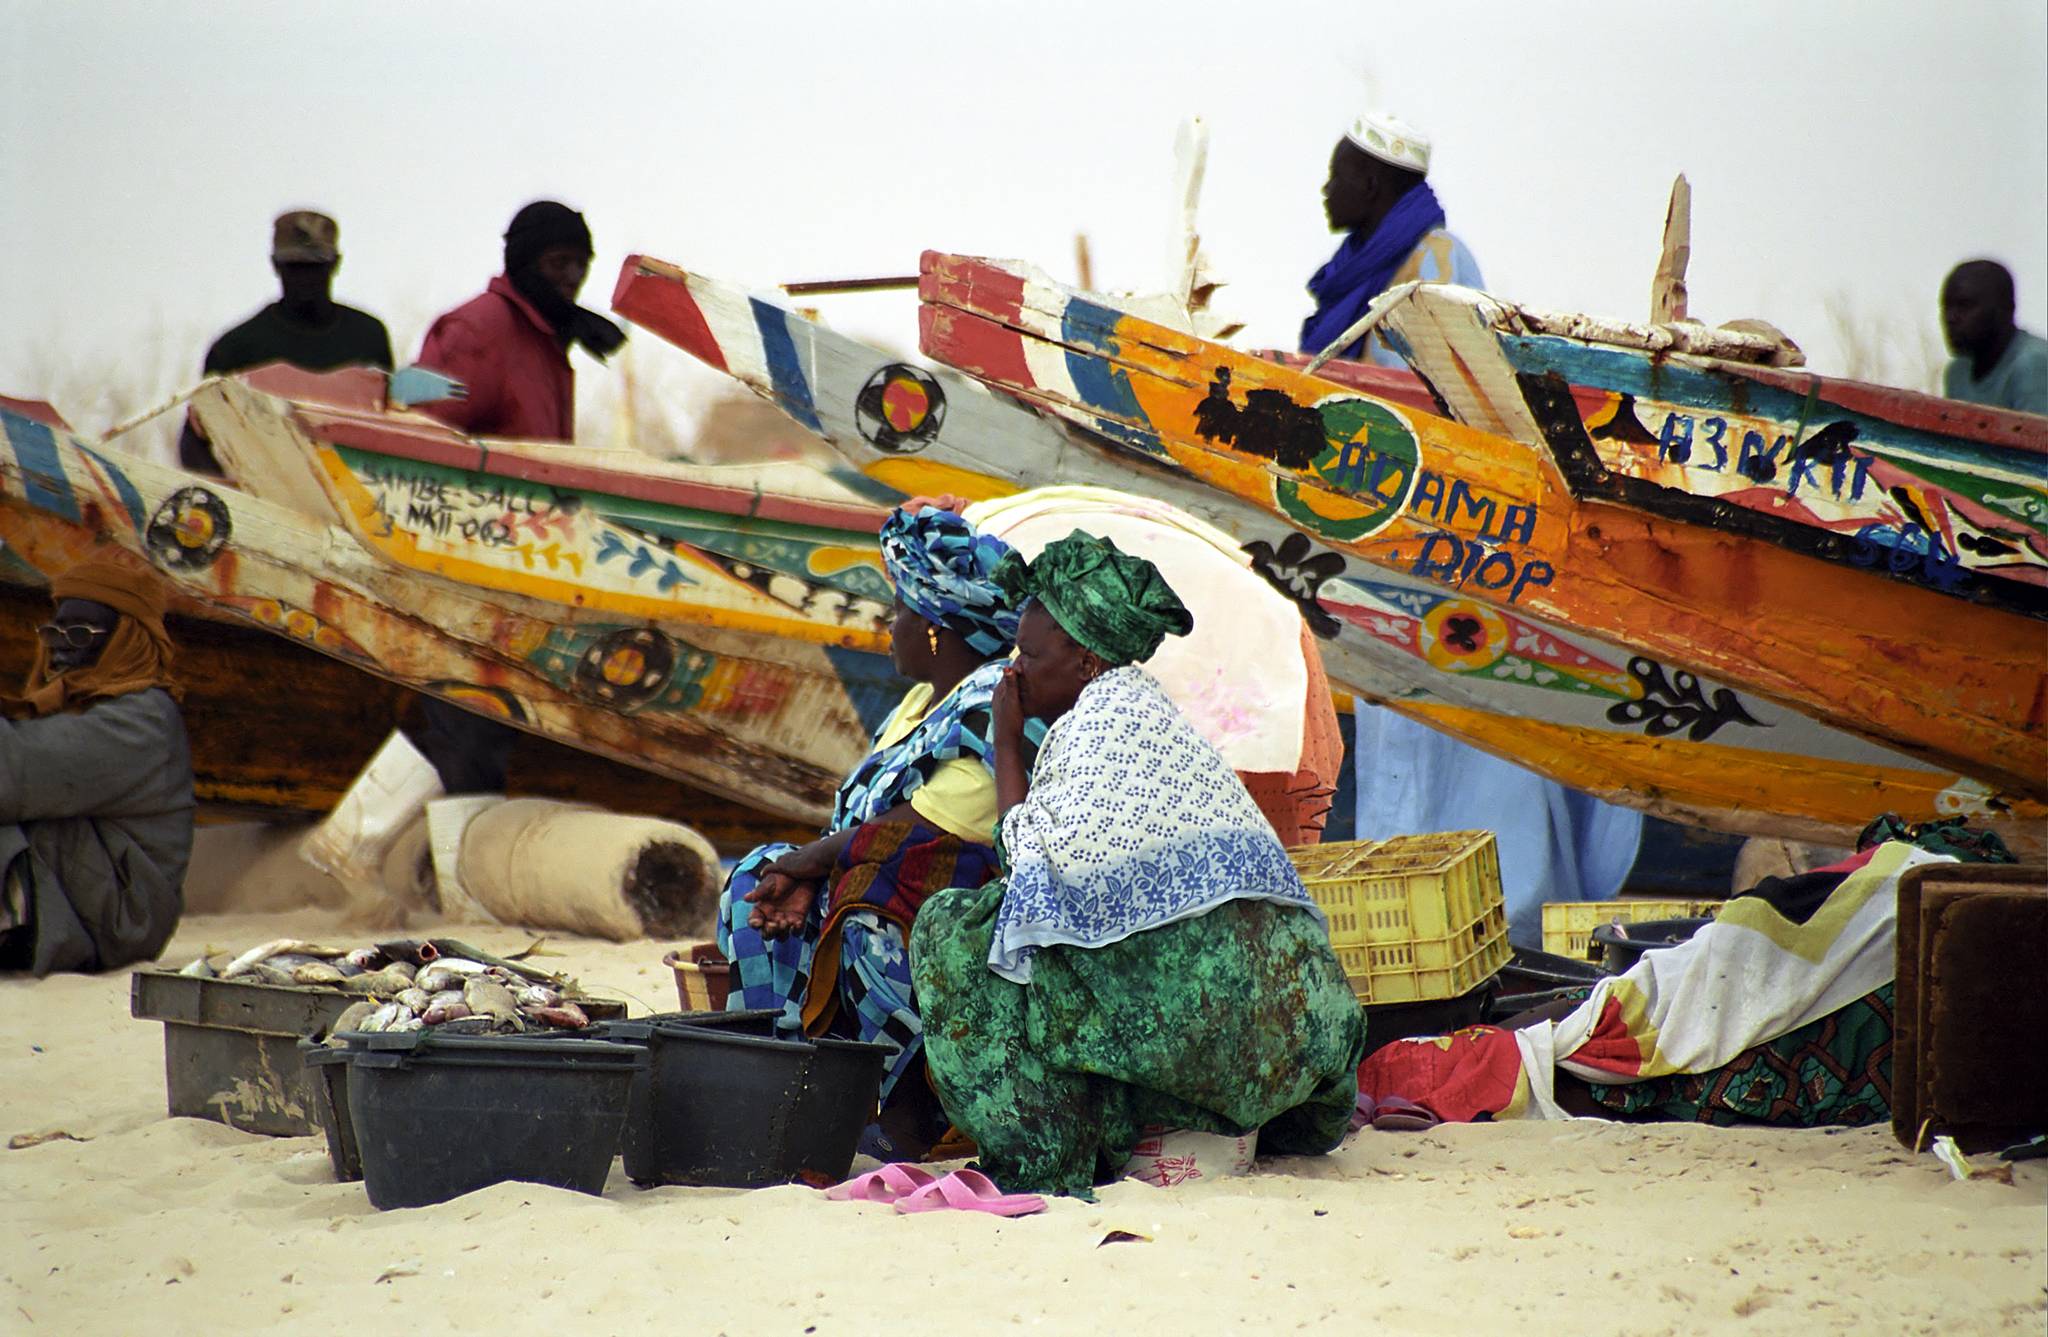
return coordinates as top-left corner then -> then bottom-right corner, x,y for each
4,910 -> 2044,1335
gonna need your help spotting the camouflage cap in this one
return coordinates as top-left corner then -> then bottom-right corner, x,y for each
272,210 -> 339,263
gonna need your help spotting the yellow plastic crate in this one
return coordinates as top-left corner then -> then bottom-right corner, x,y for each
1289,831 -> 1511,1006
1540,899 -> 1725,961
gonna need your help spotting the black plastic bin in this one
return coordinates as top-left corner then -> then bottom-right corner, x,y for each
1483,945 -> 1611,1022
1360,978 -> 1497,1062
299,1036 -> 364,1181
131,970 -> 362,1135
1591,916 -> 1713,974
604,1021 -> 889,1189
307,1030 -> 646,1210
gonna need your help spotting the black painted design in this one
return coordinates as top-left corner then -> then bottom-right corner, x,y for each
854,364 -> 946,454
1586,392 -> 1661,448
1243,531 -> 1347,638
1193,366 -> 1326,469
1516,370 -> 2045,620
144,486 -> 230,569
1786,420 -> 1859,476
1438,612 -> 1488,655
575,627 -> 677,711
1605,657 -> 1765,742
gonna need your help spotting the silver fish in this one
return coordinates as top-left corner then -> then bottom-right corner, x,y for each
178,957 -> 216,979
358,1002 -> 411,1033
395,988 -> 431,1014
515,984 -> 561,1010
526,1002 -> 589,1029
462,977 -> 520,1024
220,939 -> 347,979
338,966 -> 416,996
291,962 -> 347,987
420,1000 -> 471,1026
327,1001 -> 378,1042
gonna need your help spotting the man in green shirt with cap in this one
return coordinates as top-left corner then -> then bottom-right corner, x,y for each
179,210 -> 393,473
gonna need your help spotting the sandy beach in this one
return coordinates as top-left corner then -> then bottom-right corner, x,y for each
3,906 -> 2041,1337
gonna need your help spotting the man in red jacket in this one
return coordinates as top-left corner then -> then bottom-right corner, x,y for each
414,200 -> 626,441
409,201 -> 626,792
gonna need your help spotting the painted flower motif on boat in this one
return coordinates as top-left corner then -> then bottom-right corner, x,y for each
1317,576 -> 1635,700
1420,601 -> 1508,673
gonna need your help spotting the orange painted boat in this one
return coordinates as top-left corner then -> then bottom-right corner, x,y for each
614,255 -> 2044,851
915,251 -> 2046,802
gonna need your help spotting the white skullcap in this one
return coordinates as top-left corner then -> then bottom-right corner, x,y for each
1344,112 -> 1430,174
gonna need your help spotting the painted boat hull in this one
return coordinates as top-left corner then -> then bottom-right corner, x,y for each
614,255 -> 2045,849
913,251 -> 2044,802
1364,284 -> 2048,620
2,390 -> 907,827
0,578 -> 809,851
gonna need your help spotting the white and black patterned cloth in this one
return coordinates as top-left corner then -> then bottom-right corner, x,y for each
989,666 -> 1321,983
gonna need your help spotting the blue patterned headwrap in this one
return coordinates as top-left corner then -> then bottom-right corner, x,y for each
879,506 -> 1022,657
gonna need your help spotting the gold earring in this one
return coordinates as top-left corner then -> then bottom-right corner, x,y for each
927,626 -> 941,653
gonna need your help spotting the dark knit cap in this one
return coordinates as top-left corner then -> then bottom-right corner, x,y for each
503,200 -> 593,276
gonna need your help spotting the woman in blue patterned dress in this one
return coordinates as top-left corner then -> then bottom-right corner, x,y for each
715,502 -> 1039,1153
910,532 -> 1365,1196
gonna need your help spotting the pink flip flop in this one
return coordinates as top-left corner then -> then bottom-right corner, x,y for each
825,1162 -> 939,1203
892,1168 -> 1047,1217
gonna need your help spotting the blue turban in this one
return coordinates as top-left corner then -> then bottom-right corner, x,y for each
879,506 -> 1022,656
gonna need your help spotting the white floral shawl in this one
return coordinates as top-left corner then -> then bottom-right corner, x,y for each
989,666 -> 1321,983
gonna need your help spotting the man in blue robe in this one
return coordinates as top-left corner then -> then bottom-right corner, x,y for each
1302,113 -> 1644,945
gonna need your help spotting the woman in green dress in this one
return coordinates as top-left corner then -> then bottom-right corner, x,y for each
910,532 -> 1366,1197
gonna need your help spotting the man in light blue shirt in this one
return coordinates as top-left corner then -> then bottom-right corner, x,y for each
1941,260 -> 2048,416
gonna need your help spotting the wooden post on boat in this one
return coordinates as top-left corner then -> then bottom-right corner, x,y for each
1650,174 -> 1692,325
1074,233 -> 1095,291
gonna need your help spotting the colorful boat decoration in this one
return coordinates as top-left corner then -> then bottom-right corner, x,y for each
201,365 -> 897,649
2,385 -> 904,825
912,251 -> 2045,802
0,575 -> 811,850
1353,282 -> 2048,620
614,255 -> 2045,849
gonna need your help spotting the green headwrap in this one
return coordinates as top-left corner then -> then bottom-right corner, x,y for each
992,531 -> 1194,668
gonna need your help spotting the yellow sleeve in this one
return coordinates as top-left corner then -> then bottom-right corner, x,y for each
907,756 -> 1000,845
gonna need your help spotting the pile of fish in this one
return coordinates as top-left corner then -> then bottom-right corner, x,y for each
179,936 -> 593,1036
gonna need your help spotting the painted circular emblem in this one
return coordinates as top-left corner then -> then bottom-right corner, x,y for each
145,487 -> 231,569
855,364 -> 946,454
1273,397 -> 1422,543
1419,600 -> 1507,673
575,627 -> 676,710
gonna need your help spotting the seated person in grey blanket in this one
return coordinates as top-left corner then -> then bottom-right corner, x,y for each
2,559 -> 194,974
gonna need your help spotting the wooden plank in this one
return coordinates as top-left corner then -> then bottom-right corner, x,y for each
916,251 -> 2047,800
779,275 -> 920,296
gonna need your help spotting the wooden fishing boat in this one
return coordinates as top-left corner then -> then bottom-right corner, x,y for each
1,381 -> 905,827
1354,282 -> 2048,620
613,255 -> 2045,848
0,578 -> 807,850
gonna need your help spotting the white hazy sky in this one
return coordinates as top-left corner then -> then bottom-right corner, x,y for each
3,0 -> 2043,443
